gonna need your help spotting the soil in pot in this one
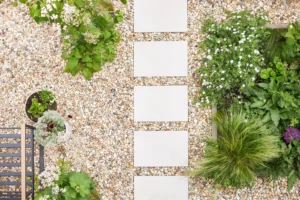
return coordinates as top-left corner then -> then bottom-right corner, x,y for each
25,91 -> 57,122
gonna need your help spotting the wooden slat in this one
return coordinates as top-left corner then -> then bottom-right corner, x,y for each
21,123 -> 26,200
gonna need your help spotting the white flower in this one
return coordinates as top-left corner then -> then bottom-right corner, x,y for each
219,85 -> 223,89
240,48 -> 243,51
239,39 -> 245,44
242,84 -> 245,88
46,4 -> 53,12
239,56 -> 242,60
248,55 -> 251,58
221,78 -> 225,80
254,49 -> 260,54
221,70 -> 225,74
230,60 -> 233,64
252,77 -> 255,81
255,67 -> 260,72
250,64 -> 253,67
290,25 -> 293,29
206,55 -> 213,60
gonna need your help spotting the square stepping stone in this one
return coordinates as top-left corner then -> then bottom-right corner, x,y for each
134,176 -> 188,200
134,41 -> 188,77
134,86 -> 188,122
134,0 -> 188,32
134,131 -> 188,167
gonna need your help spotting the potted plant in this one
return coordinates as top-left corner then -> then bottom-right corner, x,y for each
34,111 -> 72,147
25,90 -> 57,122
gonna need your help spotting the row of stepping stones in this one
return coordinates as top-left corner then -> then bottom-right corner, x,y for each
134,1 -> 189,199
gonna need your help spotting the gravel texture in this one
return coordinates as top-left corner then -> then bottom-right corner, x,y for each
1,0 -> 300,199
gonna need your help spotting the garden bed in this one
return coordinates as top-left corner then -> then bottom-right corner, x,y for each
1,0 -> 300,199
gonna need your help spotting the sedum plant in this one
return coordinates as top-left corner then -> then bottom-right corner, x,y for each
189,108 -> 280,188
18,0 -> 126,80
34,110 -> 65,146
196,11 -> 270,108
35,160 -> 100,200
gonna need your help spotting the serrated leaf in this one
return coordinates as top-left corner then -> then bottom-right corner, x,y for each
287,172 -> 297,192
257,83 -> 269,89
270,109 -> 280,127
83,68 -> 92,80
250,101 -> 265,108
82,55 -> 92,63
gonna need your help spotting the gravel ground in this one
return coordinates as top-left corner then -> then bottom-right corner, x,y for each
1,0 -> 300,199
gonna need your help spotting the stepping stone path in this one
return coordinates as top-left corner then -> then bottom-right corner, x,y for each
134,0 -> 188,199
134,41 -> 188,77
134,176 -> 188,200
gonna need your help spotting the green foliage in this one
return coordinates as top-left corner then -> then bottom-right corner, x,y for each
189,108 -> 280,188
34,110 -> 65,146
35,160 -> 101,200
28,90 -> 56,119
28,98 -> 45,118
18,0 -> 124,80
241,58 -> 300,133
265,23 -> 300,64
195,11 -> 270,108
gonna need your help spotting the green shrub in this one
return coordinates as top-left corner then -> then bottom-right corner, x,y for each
265,23 -> 300,64
195,11 -> 270,108
35,160 -> 101,200
18,0 -> 126,80
189,108 -> 280,188
241,58 -> 300,133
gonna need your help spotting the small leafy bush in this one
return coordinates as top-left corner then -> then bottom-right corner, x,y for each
28,90 -> 56,119
19,0 -> 126,80
265,23 -> 300,64
242,58 -> 300,133
189,108 -> 280,188
196,11 -> 270,108
34,110 -> 66,146
35,160 -> 100,200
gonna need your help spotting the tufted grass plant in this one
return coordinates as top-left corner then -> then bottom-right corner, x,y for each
189,108 -> 281,188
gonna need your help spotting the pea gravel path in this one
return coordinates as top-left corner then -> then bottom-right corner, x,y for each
1,0 -> 300,199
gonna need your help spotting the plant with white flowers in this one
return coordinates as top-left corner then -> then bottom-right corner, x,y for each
35,160 -> 100,200
18,0 -> 127,80
196,11 -> 270,108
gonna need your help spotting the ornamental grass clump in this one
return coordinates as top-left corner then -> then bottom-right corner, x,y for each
189,108 -> 280,188
196,11 -> 270,108
34,110 -> 65,146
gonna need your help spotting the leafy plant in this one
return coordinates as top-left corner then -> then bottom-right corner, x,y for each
265,23 -> 300,64
28,90 -> 56,119
241,58 -> 300,133
28,98 -> 46,118
18,0 -> 126,80
34,110 -> 66,146
195,11 -> 270,108
35,160 -> 100,200
189,108 -> 280,188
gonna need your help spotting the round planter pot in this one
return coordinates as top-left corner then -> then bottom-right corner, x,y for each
25,91 -> 57,122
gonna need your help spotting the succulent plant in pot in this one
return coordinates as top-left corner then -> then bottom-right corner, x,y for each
34,110 -> 71,147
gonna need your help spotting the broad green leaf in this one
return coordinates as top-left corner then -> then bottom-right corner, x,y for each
83,68 -> 92,80
278,98 -> 285,108
75,0 -> 84,8
262,112 -> 271,123
74,47 -> 81,59
257,83 -> 269,89
250,101 -> 265,108
270,109 -> 280,127
287,172 -> 297,192
19,0 -> 27,3
120,0 -> 127,4
82,55 -> 92,63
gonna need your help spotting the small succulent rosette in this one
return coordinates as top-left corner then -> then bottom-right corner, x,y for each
283,127 -> 300,143
34,110 -> 72,146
